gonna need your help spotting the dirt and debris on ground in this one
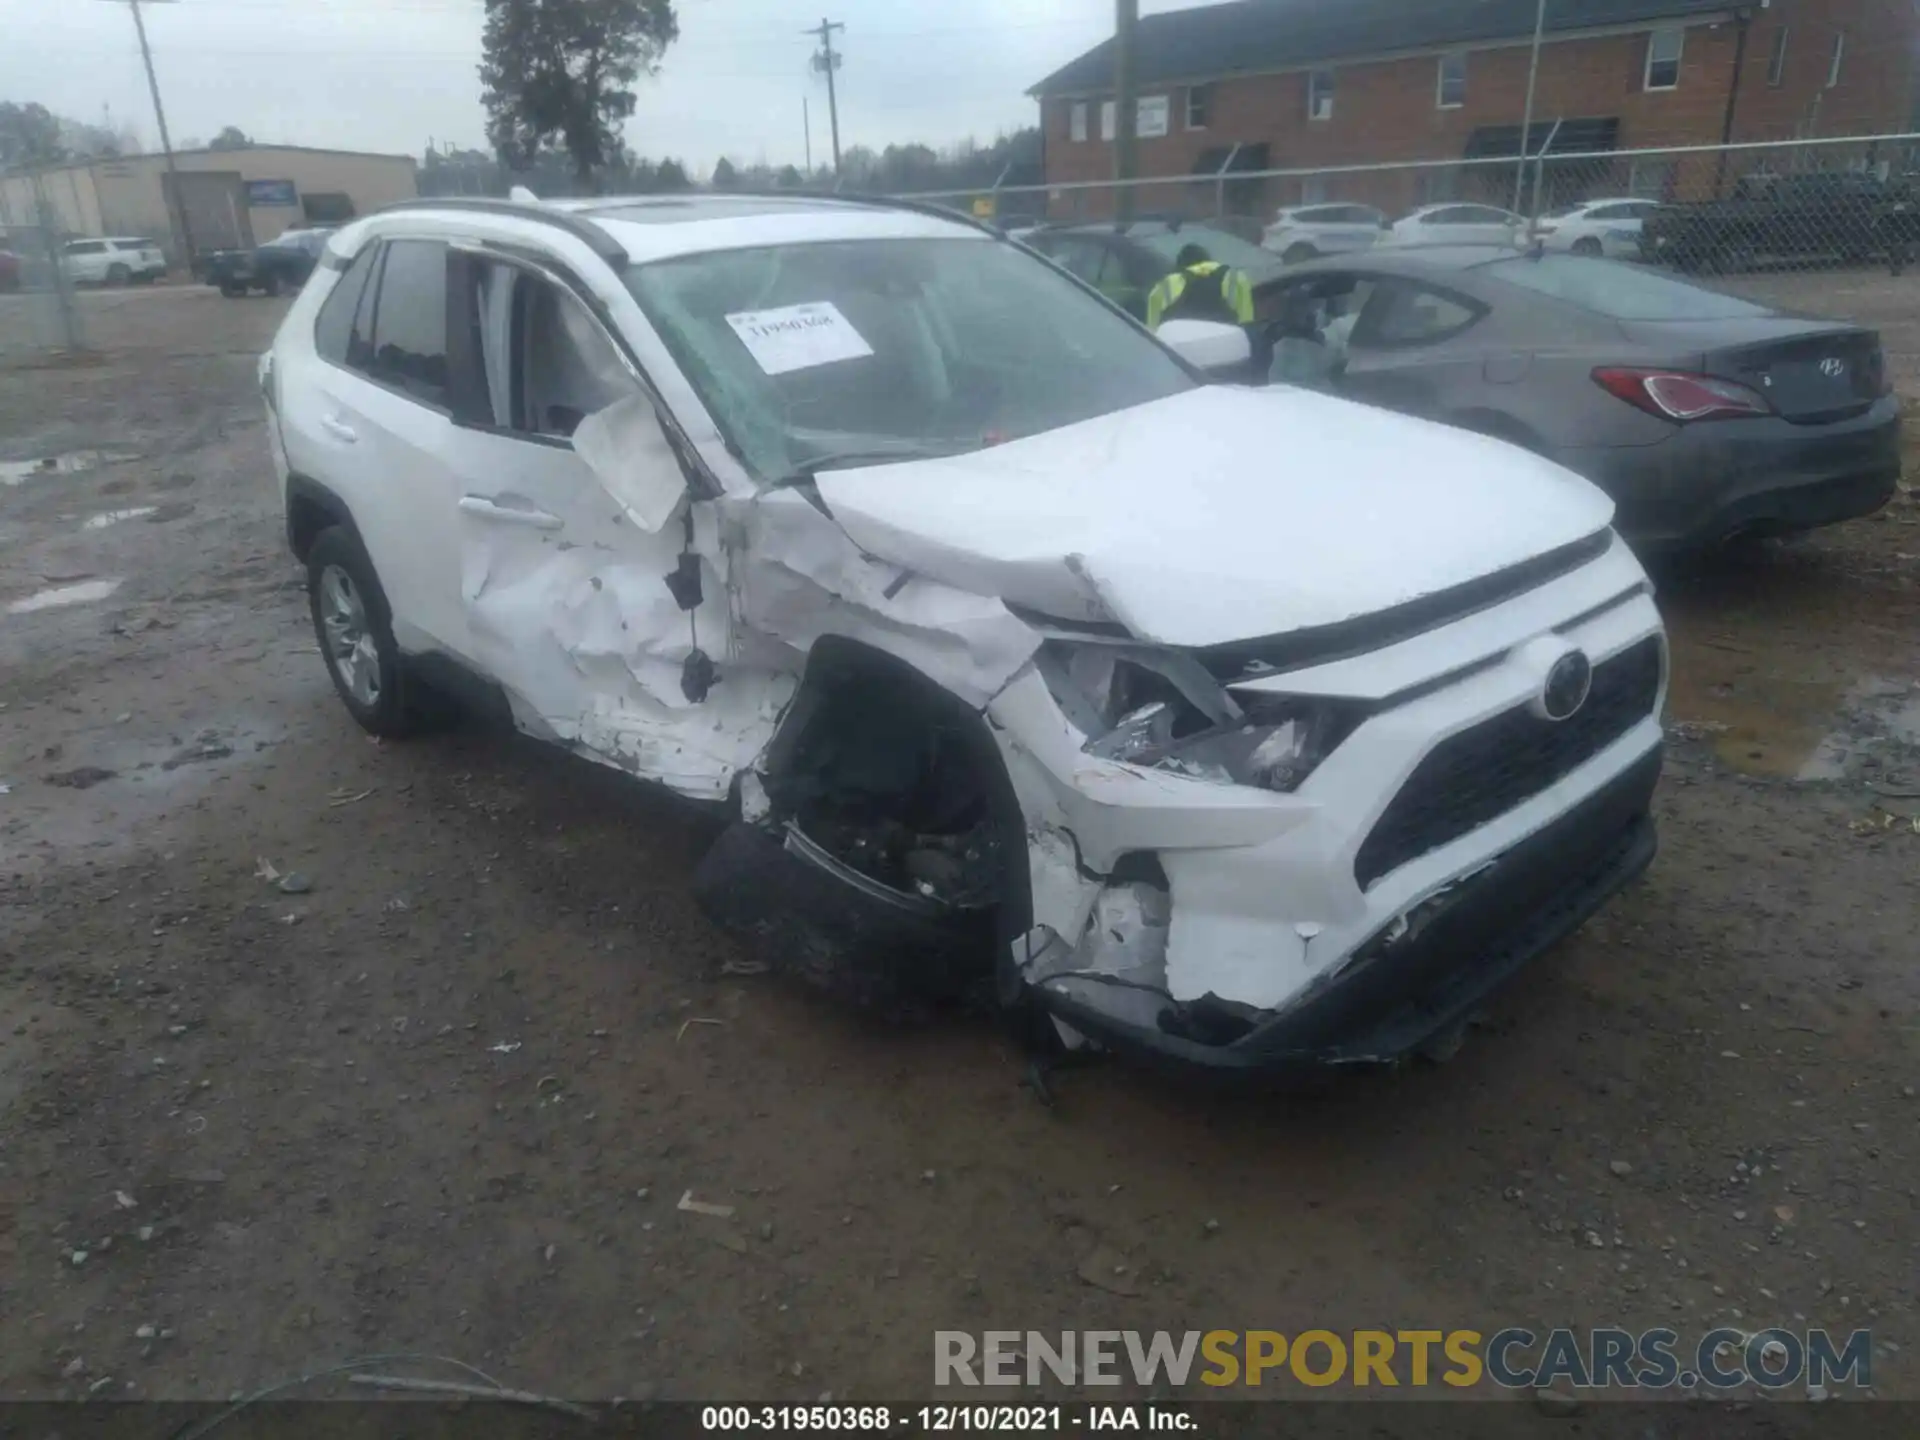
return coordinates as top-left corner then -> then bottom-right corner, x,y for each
0,279 -> 1916,1407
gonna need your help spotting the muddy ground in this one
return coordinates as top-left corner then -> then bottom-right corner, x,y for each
1,278 -> 1918,1416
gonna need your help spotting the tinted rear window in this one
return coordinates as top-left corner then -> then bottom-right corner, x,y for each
1479,253 -> 1772,321
366,239 -> 449,406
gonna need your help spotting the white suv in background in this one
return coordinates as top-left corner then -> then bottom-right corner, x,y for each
60,236 -> 168,285
261,192 -> 1666,1080
1261,204 -> 1388,263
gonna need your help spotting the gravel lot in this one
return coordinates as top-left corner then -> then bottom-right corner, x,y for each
1,279 -> 1918,1418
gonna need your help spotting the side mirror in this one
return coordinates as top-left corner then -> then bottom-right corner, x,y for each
570,394 -> 687,534
1159,319 -> 1254,376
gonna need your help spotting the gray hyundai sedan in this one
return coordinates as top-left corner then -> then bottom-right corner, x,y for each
1264,247 -> 1901,550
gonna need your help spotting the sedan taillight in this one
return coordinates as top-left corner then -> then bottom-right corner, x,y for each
1592,367 -> 1773,422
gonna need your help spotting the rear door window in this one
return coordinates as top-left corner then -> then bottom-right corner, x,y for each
366,239 -> 450,407
314,242 -> 382,369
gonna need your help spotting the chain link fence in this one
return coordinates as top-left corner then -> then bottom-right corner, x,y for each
903,132 -> 1920,281
0,170 -> 86,365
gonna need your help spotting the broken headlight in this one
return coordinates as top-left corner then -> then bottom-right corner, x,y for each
1040,641 -> 1361,794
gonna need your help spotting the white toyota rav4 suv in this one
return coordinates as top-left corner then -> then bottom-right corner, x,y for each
261,192 -> 1666,1079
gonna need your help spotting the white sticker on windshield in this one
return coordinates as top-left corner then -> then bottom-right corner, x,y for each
725,301 -> 875,376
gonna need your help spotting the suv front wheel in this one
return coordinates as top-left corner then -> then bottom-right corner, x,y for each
305,527 -> 431,737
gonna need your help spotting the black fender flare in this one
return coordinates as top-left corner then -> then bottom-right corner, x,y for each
284,472 -> 363,563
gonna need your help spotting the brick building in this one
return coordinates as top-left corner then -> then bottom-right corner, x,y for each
1030,0 -> 1920,218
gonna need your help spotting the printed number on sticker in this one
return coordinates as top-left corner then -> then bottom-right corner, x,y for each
725,301 -> 875,376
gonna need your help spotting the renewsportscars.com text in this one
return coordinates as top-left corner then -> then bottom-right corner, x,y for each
934,1328 -> 1872,1392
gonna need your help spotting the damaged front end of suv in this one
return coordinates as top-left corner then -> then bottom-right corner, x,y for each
695,500 -> 1666,1080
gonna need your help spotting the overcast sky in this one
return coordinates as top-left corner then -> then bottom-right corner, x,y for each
2,0 -> 1203,173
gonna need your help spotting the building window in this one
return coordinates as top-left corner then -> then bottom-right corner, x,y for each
1644,27 -> 1684,90
1437,51 -> 1467,108
1307,68 -> 1335,121
1137,94 -> 1170,138
1767,25 -> 1789,87
1070,102 -> 1088,143
1186,83 -> 1213,130
1100,99 -> 1117,141
1827,30 -> 1846,88
1301,174 -> 1330,204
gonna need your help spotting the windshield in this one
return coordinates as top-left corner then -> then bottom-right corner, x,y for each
1479,253 -> 1774,321
625,236 -> 1196,482
1133,224 -> 1284,281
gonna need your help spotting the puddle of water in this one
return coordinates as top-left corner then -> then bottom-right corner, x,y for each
81,506 -> 158,531
5,578 -> 123,615
1667,669 -> 1844,778
1797,678 -> 1920,782
0,449 -> 138,487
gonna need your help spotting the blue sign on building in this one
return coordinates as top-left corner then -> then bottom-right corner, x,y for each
246,179 -> 299,207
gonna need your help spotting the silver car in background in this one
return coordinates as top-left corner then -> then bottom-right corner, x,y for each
1265,247 -> 1900,550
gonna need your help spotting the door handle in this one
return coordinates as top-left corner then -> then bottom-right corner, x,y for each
320,415 -> 358,444
458,495 -> 564,531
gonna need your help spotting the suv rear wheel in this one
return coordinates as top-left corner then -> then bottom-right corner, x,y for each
106,262 -> 131,285
305,526 -> 432,737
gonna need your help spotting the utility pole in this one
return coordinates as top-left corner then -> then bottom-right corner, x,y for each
1513,0 -> 1547,217
99,0 -> 197,266
1714,6 -> 1757,196
1113,0 -> 1139,220
803,97 -> 813,175
806,18 -> 844,177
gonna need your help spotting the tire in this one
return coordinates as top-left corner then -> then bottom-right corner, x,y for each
262,272 -> 284,298
219,282 -> 245,299
306,527 -> 432,738
106,263 -> 131,285
1571,236 -> 1603,257
1282,242 -> 1318,265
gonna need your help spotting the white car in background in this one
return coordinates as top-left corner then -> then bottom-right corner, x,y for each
1261,204 -> 1388,263
1534,198 -> 1662,259
1384,204 -> 1528,249
60,236 -> 168,285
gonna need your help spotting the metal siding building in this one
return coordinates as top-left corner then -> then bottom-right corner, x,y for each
0,145 -> 418,260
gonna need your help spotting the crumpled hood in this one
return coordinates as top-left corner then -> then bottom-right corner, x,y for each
809,385 -> 1616,649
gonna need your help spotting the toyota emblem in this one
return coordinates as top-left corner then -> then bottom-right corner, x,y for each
1541,652 -> 1593,723
1820,357 -> 1848,378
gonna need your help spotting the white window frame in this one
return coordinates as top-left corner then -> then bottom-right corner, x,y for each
1644,27 -> 1684,91
1100,99 -> 1117,142
1307,68 -> 1335,121
1069,101 -> 1088,143
1185,83 -> 1212,131
1827,31 -> 1846,89
1767,25 -> 1789,87
1436,51 -> 1467,109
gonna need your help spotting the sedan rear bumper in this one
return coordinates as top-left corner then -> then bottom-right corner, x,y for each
1562,395 -> 1901,550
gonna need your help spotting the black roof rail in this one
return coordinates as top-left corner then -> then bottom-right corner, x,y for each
371,196 -> 629,267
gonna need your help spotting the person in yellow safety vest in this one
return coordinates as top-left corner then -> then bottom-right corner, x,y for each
1145,242 -> 1256,331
